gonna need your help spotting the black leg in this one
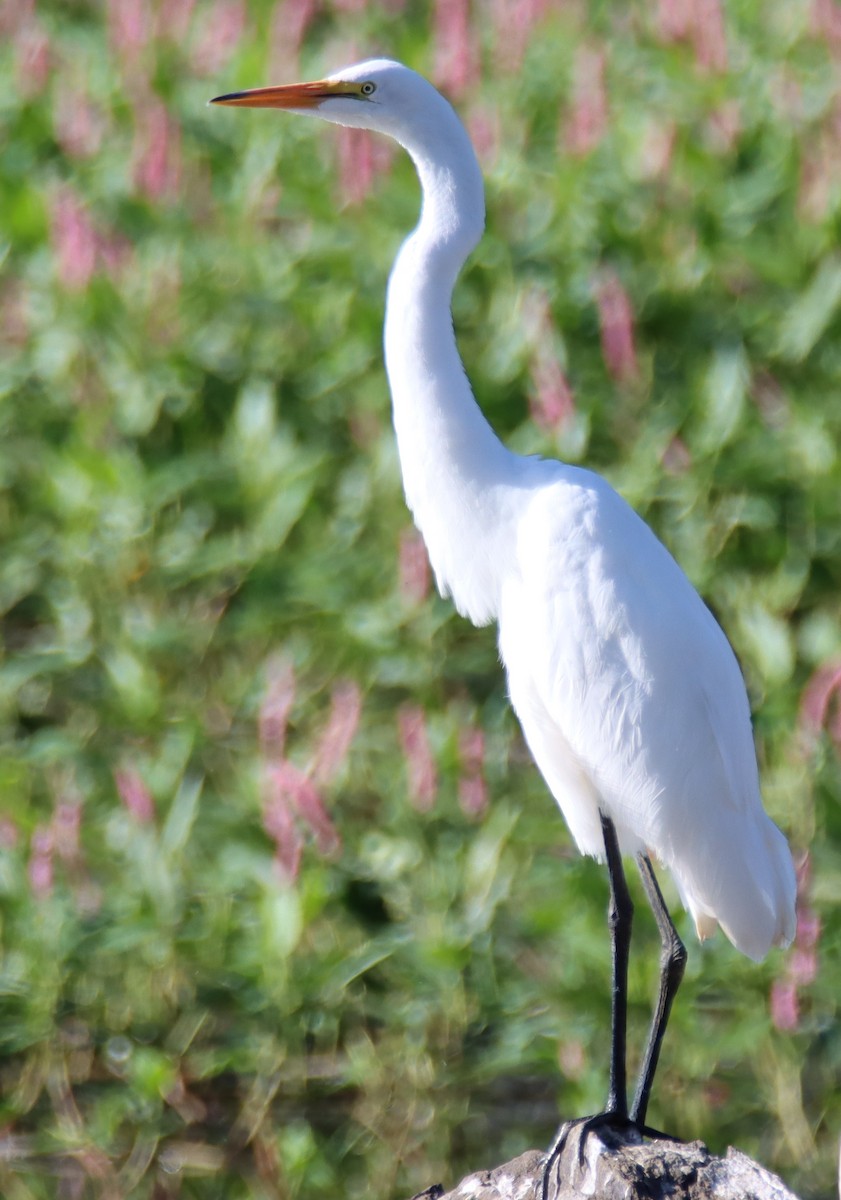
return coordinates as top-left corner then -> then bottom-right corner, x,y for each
630,853 -> 687,1126
601,812 -> 632,1119
541,814 -> 634,1200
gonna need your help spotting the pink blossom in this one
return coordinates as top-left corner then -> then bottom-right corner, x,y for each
114,768 -> 156,823
655,0 -> 693,42
0,282 -> 29,348
107,0 -> 151,65
692,0 -> 728,73
524,290 -> 576,432
467,105 -> 501,168
132,99 -> 182,202
28,825 -> 54,899
564,47 -> 608,157
50,189 -> 98,291
529,352 -> 576,433
770,979 -> 800,1032
53,801 -> 82,864
96,232 -> 134,283
655,0 -> 727,72
707,101 -> 741,153
259,657 -> 296,757
265,761 -> 340,855
639,120 -> 677,181
269,0 -> 317,78
397,704 -> 438,812
337,128 -> 377,207
799,660 -> 841,746
433,0 -> 479,99
594,270 -> 639,385
770,854 -> 821,1030
0,817 -> 18,849
398,527 -> 431,605
811,0 -> 841,55
190,0 -> 246,77
661,436 -> 692,476
458,726 -> 488,817
156,0 -> 197,42
0,0 -> 34,36
14,19 -> 50,97
263,787 -> 304,882
312,680 -> 362,787
490,0 -> 551,75
796,905 -> 821,949
55,92 -> 106,161
789,948 -> 819,988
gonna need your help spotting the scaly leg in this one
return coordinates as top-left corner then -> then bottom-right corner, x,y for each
630,853 -> 687,1126
541,813 -> 633,1199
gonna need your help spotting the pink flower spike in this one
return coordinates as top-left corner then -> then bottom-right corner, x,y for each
269,0 -> 317,78
0,817 -> 19,849
313,680 -> 362,788
524,289 -> 576,433
14,20 -> 50,97
262,787 -> 303,883
114,768 -> 155,823
789,948 -> 818,988
107,0 -> 151,65
268,761 -> 340,855
799,660 -> 841,741
812,0 -> 841,56
594,270 -> 639,385
661,436 -> 692,475
28,824 -> 54,899
259,657 -> 296,758
337,127 -> 376,207
770,978 -> 799,1032
433,0 -> 479,99
50,188 -> 97,292
190,0 -> 246,77
656,0 -> 693,42
564,46 -> 608,158
529,351 -> 576,433
468,105 -> 501,169
796,906 -> 821,949
691,0 -> 728,73
55,92 -> 106,161
53,801 -> 82,864
0,0 -> 35,37
156,0 -> 197,42
132,99 -> 182,202
398,527 -> 431,605
398,704 -> 438,812
490,0 -> 551,75
458,726 -> 488,817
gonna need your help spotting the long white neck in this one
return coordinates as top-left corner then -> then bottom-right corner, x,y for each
384,105 -> 518,627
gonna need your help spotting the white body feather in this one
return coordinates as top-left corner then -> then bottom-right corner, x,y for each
276,59 -> 797,962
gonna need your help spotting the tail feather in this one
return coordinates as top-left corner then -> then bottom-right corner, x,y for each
671,811 -> 796,962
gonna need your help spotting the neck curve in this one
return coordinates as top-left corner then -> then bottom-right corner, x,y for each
384,106 -> 518,626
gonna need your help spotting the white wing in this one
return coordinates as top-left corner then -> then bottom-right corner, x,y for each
499,464 -> 795,961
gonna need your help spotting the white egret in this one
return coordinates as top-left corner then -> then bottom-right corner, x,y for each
212,59 -> 796,1158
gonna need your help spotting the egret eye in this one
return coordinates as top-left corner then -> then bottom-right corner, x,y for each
360,81 -> 376,96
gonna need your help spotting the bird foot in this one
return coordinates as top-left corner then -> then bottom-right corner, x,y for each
540,1112 -> 681,1200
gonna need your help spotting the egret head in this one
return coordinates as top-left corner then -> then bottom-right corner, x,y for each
211,58 -> 460,151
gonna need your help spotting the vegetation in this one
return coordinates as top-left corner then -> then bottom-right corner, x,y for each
1,1 -> 840,1196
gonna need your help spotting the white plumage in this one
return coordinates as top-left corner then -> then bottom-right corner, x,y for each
213,57 -> 796,1121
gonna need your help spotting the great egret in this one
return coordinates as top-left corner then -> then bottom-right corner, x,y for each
212,58 -> 796,1158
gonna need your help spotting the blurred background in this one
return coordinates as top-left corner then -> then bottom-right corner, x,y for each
1,0 -> 840,1196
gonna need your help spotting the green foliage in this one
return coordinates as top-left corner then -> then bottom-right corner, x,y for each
0,1 -> 840,1197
